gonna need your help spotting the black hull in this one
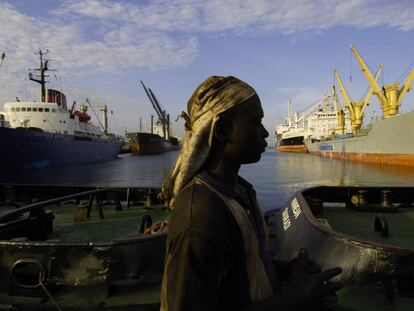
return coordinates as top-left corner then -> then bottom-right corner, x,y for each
126,132 -> 180,155
0,127 -> 122,171
275,135 -> 307,153
276,135 -> 305,147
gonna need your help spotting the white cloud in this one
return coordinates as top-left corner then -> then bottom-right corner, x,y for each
0,2 -> 198,74
2,0 -> 414,132
56,0 -> 414,35
0,1 -> 198,104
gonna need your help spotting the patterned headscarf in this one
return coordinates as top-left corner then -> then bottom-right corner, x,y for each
162,76 -> 256,207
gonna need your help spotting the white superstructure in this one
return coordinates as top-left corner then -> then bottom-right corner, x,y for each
2,99 -> 107,138
305,95 -> 352,140
276,94 -> 353,144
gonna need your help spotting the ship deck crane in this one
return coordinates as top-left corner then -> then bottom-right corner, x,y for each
86,98 -> 109,134
334,65 -> 382,133
351,45 -> 414,118
331,85 -> 345,135
140,81 -> 170,140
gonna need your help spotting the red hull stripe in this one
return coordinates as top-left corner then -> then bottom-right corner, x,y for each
310,151 -> 414,166
275,145 -> 308,153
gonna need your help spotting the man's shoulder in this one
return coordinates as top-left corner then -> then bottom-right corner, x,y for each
168,178 -> 237,242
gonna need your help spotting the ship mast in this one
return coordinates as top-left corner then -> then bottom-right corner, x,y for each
28,50 -> 53,102
351,45 -> 414,118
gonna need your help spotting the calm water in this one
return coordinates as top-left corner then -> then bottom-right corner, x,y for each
2,149 -> 414,212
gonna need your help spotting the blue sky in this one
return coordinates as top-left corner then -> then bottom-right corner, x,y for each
1,0 -> 414,144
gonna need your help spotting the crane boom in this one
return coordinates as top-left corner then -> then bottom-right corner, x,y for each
140,80 -> 163,120
396,66 -> 414,106
361,64 -> 383,114
148,88 -> 167,123
331,85 -> 345,135
350,45 -> 388,109
331,85 -> 341,112
334,70 -> 354,118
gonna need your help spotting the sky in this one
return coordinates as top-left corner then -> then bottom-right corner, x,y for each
1,0 -> 414,144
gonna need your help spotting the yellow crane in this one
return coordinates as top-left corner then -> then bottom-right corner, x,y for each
331,85 -> 345,135
334,65 -> 382,133
351,45 -> 414,118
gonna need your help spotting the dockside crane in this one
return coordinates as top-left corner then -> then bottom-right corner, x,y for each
351,45 -> 414,118
140,80 -> 170,140
333,64 -> 382,133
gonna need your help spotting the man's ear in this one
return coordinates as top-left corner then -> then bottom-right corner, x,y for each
214,118 -> 233,143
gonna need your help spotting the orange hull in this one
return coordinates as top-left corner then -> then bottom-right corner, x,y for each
310,151 -> 414,167
276,145 -> 308,153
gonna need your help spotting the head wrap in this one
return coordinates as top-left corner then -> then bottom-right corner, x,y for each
162,76 -> 256,207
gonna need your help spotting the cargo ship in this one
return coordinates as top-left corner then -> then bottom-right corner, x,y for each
305,45 -> 414,167
276,95 -> 352,153
0,50 -> 123,171
126,81 -> 180,155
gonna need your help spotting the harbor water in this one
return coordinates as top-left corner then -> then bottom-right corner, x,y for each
2,148 -> 414,212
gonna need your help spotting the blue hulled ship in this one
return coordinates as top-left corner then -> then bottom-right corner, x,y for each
0,50 -> 123,171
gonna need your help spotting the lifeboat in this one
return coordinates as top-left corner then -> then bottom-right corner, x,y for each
74,111 -> 91,123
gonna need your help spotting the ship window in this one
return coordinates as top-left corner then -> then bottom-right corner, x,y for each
21,108 -> 26,112
39,108 -> 43,112
15,108 -> 20,112
63,120 -> 66,123
33,108 -> 37,112
63,131 -> 67,134
27,108 -> 31,112
43,120 -> 46,122
59,120 -> 62,123
45,108 -> 49,112
11,108 -> 15,112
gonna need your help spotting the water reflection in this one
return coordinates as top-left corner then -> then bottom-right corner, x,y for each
240,149 -> 414,211
1,149 -> 414,212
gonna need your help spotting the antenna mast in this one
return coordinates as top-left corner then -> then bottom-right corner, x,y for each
29,49 -> 54,101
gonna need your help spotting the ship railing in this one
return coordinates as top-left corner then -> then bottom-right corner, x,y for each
0,188 -> 119,223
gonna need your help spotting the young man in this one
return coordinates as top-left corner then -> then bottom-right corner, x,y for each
161,76 -> 341,311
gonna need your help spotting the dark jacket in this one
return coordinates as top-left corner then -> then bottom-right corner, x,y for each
160,173 -> 278,311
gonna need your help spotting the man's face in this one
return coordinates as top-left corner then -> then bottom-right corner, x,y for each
223,94 -> 269,164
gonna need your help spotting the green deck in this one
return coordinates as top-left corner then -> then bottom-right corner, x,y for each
49,202 -> 170,241
320,204 -> 414,248
0,284 -> 161,309
335,287 -> 414,311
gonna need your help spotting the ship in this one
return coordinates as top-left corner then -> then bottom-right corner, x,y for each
266,185 -> 414,310
0,50 -> 123,171
0,183 -> 169,309
275,100 -> 307,152
126,81 -> 180,155
275,95 -> 352,153
305,45 -> 414,167
2,182 -> 414,309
